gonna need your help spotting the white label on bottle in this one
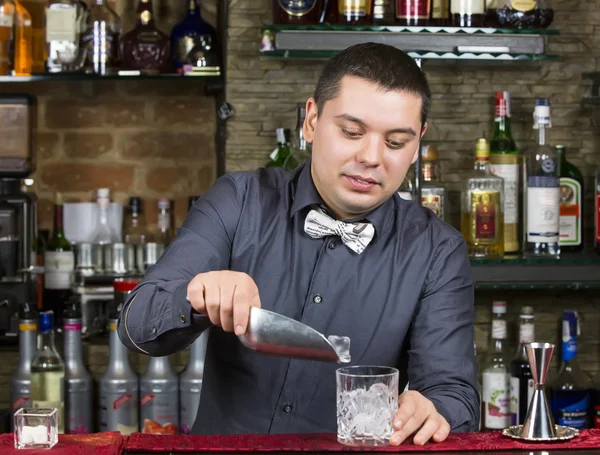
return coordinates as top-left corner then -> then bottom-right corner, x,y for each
44,251 -> 74,290
450,0 -> 485,15
46,8 -> 77,43
157,213 -> 169,232
519,323 -> 534,343
490,164 -> 519,224
559,177 -> 581,246
492,320 -> 507,339
0,13 -> 14,28
526,187 -> 560,243
482,371 -> 511,429
509,376 -> 519,424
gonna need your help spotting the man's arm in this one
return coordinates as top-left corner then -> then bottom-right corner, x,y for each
408,235 -> 480,433
117,174 -> 242,357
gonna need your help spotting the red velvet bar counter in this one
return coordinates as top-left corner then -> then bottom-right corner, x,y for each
4,430 -> 600,455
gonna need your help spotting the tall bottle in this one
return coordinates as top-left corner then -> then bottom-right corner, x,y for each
490,91 -> 519,255
549,311 -> 590,430
450,0 -> 485,27
556,145 -> 584,253
123,196 -> 149,274
140,356 -> 179,434
99,313 -> 139,435
292,103 -> 311,165
481,301 -> 511,431
461,137 -> 505,258
179,330 -> 208,434
10,302 -> 38,429
91,188 -> 120,245
43,192 -> 74,328
0,0 -> 15,75
19,0 -> 44,72
13,0 -> 32,75
170,0 -> 216,72
420,144 -> 448,222
63,302 -> 93,434
524,98 -> 560,257
30,311 -> 65,433
155,198 -> 173,247
509,306 -> 534,426
81,0 -> 121,74
267,128 -> 298,170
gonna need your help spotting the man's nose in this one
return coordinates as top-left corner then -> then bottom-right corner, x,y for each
356,136 -> 384,167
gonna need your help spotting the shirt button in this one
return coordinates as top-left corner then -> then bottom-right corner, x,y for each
152,327 -> 157,334
180,314 -> 186,323
283,404 -> 293,413
328,241 -> 336,249
313,295 -> 322,304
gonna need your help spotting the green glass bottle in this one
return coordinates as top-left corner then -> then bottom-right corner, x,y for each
267,128 -> 299,170
556,145 -> 584,253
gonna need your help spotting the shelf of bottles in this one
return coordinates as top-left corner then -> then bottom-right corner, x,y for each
0,0 -> 221,83
261,1 -> 559,63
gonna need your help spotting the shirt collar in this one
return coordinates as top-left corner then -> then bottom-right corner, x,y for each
290,159 -> 394,238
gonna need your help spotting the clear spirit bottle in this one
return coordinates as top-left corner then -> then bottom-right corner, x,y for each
461,137 -> 505,258
524,98 -> 560,257
420,144 -> 448,222
81,0 -> 121,74
291,103 -> 311,165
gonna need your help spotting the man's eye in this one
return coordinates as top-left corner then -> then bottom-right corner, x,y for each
342,129 -> 361,138
387,141 -> 406,149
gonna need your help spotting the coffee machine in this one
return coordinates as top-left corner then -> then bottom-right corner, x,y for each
0,94 -> 38,344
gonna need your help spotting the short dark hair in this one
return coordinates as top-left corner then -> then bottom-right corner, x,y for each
313,43 -> 431,125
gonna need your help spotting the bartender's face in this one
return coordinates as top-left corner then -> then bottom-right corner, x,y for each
304,75 -> 426,221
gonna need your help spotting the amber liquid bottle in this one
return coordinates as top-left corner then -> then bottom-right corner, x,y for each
272,0 -> 324,25
338,0 -> 373,25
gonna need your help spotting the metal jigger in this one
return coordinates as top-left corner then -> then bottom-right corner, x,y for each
521,342 -> 557,439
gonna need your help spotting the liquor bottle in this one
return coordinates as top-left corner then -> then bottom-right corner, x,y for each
429,0 -> 449,25
420,144 -> 448,222
338,0 -> 373,25
179,330 -> 208,434
272,0 -> 324,24
155,198 -> 173,246
292,103 -> 311,164
482,301 -> 511,431
267,128 -> 299,170
373,0 -> 394,24
63,302 -> 93,434
91,188 -> 120,245
0,0 -> 15,75
10,302 -> 38,430
46,0 -> 88,73
509,306 -> 534,426
43,192 -> 74,327
489,92 -> 519,254
524,98 -> 560,257
450,0 -> 485,27
81,0 -> 121,74
19,0 -> 43,73
170,0 -> 216,73
397,166 -> 414,201
30,311 -> 66,433
461,138 -> 505,258
140,356 -> 179,434
595,167 -> 600,256
124,197 -> 149,274
549,311 -> 590,430
99,313 -> 139,435
395,0 -> 430,25
13,0 -> 32,75
556,145 -> 584,253
485,0 -> 554,29
120,0 -> 170,73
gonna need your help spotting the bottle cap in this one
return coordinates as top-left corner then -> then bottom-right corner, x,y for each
492,301 -> 507,314
276,128 -> 286,144
39,311 -> 54,332
533,98 -> 551,128
421,144 -> 438,162
495,91 -> 511,118
521,305 -> 534,318
158,198 -> 170,210
475,138 -> 490,159
97,188 -> 110,198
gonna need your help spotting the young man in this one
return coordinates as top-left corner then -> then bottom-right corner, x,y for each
118,42 -> 479,444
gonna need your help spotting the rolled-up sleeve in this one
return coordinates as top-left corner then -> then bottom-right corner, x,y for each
117,174 -> 243,356
407,235 -> 479,432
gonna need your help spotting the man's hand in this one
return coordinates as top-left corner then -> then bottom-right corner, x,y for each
390,390 -> 450,446
186,271 -> 262,336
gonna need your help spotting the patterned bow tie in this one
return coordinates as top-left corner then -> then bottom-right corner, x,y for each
304,206 -> 375,255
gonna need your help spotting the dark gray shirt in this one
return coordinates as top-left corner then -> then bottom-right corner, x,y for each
118,161 -> 480,435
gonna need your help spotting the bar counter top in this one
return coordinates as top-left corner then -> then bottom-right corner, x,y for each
3,430 -> 600,455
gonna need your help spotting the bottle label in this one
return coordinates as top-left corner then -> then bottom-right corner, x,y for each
46,7 -> 77,42
557,395 -> 589,429
140,392 -> 179,434
470,191 -> 501,244
339,0 -> 372,16
0,14 -> 14,28
44,251 -> 74,290
482,371 -> 510,429
19,323 -> 37,332
526,187 -> 560,243
519,322 -> 535,343
64,322 -> 82,331
559,178 -> 582,246
109,322 -> 117,332
489,163 -> 519,224
450,0 -> 484,15
396,0 -> 430,19
511,0 -> 536,12
421,194 -> 441,218
157,213 -> 170,232
278,0 -> 318,16
81,32 -> 117,66
431,0 -> 449,19
100,392 -> 139,435
492,320 -> 507,339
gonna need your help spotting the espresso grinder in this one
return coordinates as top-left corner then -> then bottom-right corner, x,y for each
0,94 -> 38,344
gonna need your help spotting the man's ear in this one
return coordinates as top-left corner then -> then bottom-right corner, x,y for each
411,123 -> 428,164
303,97 -> 319,144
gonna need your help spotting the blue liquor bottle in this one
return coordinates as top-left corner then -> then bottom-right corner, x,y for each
170,0 -> 217,73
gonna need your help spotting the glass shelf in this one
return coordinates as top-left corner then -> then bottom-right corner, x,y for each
264,24 -> 560,35
0,72 -> 223,83
470,254 -> 600,265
